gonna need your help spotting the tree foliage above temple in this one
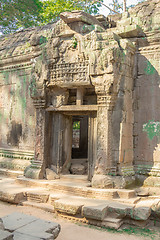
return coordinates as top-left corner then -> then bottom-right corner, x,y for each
0,0 -> 103,34
0,0 -> 43,34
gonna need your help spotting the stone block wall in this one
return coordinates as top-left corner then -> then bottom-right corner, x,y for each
0,69 -> 35,150
133,45 -> 160,177
128,0 -> 160,179
0,68 -> 36,170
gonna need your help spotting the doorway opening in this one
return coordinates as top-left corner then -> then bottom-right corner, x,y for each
70,115 -> 88,175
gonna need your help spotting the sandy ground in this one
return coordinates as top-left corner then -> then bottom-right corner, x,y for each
0,201 -> 152,240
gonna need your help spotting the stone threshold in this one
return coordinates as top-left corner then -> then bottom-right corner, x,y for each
16,176 -> 136,200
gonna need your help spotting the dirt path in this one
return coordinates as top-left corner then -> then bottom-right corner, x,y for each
0,201 -> 153,240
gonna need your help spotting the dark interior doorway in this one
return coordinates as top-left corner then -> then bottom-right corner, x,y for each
72,116 -> 88,159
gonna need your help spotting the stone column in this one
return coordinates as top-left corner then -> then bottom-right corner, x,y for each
25,98 -> 46,179
76,87 -> 84,105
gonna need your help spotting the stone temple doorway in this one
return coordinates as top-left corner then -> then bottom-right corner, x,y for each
48,111 -> 97,181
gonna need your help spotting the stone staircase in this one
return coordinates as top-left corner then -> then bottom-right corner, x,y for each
0,175 -> 158,229
16,176 -> 137,200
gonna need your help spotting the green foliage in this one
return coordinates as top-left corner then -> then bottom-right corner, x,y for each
109,0 -> 123,13
143,120 -> 160,140
0,0 -> 148,34
109,0 -> 147,14
0,0 -> 43,34
0,0 -> 103,34
41,0 -> 103,24
76,223 -> 159,239
73,121 -> 80,130
72,36 -> 78,49
144,61 -> 156,75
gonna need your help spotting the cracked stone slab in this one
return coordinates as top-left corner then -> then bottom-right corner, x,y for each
0,229 -> 13,240
1,213 -> 60,239
13,231 -> 50,240
14,231 -> 42,240
1,212 -> 37,232
15,219 -> 60,239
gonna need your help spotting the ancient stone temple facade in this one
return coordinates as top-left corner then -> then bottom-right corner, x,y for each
0,0 -> 160,188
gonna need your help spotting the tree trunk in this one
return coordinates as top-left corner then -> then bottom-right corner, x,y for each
123,0 -> 127,12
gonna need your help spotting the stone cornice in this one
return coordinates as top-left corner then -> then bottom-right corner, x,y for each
0,61 -> 32,72
137,44 -> 160,54
0,148 -> 34,160
0,51 -> 41,70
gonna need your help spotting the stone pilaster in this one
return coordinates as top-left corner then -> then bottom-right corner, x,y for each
95,89 -> 117,175
25,98 -> 46,179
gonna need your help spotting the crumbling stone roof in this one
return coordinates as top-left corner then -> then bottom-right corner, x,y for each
0,23 -> 55,61
128,0 -> 160,32
0,0 -> 159,62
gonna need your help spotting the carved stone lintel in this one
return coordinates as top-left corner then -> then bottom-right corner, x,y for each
49,60 -> 90,87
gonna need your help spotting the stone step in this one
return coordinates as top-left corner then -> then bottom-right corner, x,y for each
0,188 -> 26,204
26,191 -> 50,203
59,174 -> 89,183
53,195 -> 134,219
102,217 -> 123,229
116,189 -> 136,199
49,193 -> 71,205
17,177 -> 136,200
115,197 -> 141,204
0,168 -> 23,178
0,178 -> 48,204
21,201 -> 55,213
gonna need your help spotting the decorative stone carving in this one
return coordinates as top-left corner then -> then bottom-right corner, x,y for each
30,57 -> 48,101
48,88 -> 69,108
49,60 -> 89,87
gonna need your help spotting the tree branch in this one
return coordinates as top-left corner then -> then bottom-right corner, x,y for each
91,0 -> 119,14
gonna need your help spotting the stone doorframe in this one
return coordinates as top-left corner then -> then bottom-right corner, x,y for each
45,109 -> 97,181
24,96 -> 118,180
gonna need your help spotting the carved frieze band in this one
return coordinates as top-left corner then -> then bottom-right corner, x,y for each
30,159 -> 43,169
97,93 -> 117,109
0,62 -> 32,72
33,99 -> 46,108
0,148 -> 34,160
135,165 -> 160,177
49,61 -> 90,86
